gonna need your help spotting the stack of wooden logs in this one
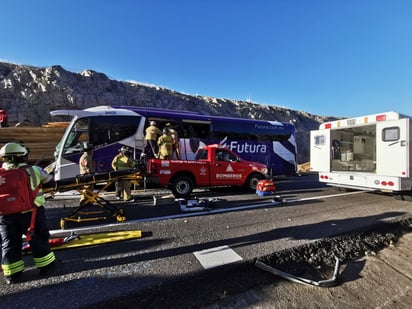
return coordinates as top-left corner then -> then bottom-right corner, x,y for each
0,122 -> 69,166
297,161 -> 311,173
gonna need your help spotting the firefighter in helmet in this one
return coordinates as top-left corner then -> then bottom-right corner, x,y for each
111,146 -> 137,202
157,127 -> 174,160
79,142 -> 95,206
165,122 -> 181,160
144,121 -> 162,159
0,142 -> 57,284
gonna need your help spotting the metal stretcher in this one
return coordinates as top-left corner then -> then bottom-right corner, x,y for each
44,168 -> 143,229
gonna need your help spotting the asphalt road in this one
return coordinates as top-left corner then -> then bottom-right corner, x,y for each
1,175 -> 411,308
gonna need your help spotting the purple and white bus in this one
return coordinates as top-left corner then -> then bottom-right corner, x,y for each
51,105 -> 296,181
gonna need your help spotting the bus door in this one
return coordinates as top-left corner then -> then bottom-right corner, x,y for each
211,149 -> 243,186
310,129 -> 331,172
376,118 -> 409,177
180,120 -> 211,160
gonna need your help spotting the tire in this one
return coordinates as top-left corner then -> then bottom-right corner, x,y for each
171,176 -> 194,198
337,187 -> 356,193
394,190 -> 412,202
245,173 -> 264,191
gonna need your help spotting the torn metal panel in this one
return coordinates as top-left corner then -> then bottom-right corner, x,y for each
255,257 -> 340,287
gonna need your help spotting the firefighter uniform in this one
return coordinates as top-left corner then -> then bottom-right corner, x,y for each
0,142 -> 56,284
165,123 -> 181,160
144,121 -> 162,158
158,128 -> 174,160
111,147 -> 137,201
79,143 -> 95,205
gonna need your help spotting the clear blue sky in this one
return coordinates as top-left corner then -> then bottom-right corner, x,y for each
2,0 -> 411,118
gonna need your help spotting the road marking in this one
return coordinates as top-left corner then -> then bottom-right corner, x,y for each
296,190 -> 366,202
193,245 -> 243,269
50,190 -> 367,234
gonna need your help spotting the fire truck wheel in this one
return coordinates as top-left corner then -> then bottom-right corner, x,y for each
171,176 -> 194,198
245,173 -> 264,191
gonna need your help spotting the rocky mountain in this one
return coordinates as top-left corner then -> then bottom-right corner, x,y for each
0,61 -> 337,163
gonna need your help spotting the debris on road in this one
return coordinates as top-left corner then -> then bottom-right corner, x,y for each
255,257 -> 340,287
178,197 -> 220,212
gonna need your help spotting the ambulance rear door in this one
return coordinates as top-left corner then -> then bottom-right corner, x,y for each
376,118 -> 409,177
310,129 -> 331,172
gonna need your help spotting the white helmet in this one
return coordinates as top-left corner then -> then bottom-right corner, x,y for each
150,121 -> 156,126
0,142 -> 29,158
82,142 -> 93,152
0,142 -> 29,163
120,146 -> 132,155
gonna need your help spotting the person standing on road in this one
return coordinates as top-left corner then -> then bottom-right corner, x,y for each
144,121 -> 162,159
79,143 -> 95,206
157,127 -> 174,160
111,146 -> 136,202
0,142 -> 57,285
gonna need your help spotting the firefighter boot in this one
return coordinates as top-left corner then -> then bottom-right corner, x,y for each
39,260 -> 58,277
4,271 -> 23,285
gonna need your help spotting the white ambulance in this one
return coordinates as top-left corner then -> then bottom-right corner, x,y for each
310,111 -> 411,196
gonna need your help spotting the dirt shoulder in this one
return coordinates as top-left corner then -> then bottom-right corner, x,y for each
88,219 -> 412,308
207,223 -> 412,309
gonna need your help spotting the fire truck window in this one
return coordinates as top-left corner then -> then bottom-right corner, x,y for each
216,151 -> 224,161
226,151 -> 238,162
195,149 -> 208,160
215,150 -> 236,162
382,127 -> 399,142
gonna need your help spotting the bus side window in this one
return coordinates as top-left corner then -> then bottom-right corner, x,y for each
89,116 -> 140,146
181,123 -> 211,139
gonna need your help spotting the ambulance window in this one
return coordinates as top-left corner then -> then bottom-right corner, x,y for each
314,135 -> 325,145
382,127 -> 399,142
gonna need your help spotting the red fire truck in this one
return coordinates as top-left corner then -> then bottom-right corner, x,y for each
145,144 -> 269,197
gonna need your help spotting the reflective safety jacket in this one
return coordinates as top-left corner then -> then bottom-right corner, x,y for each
158,134 -> 174,157
111,154 -> 136,171
145,125 -> 162,141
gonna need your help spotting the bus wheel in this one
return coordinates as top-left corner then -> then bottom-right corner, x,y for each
171,176 -> 194,198
245,173 -> 264,191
